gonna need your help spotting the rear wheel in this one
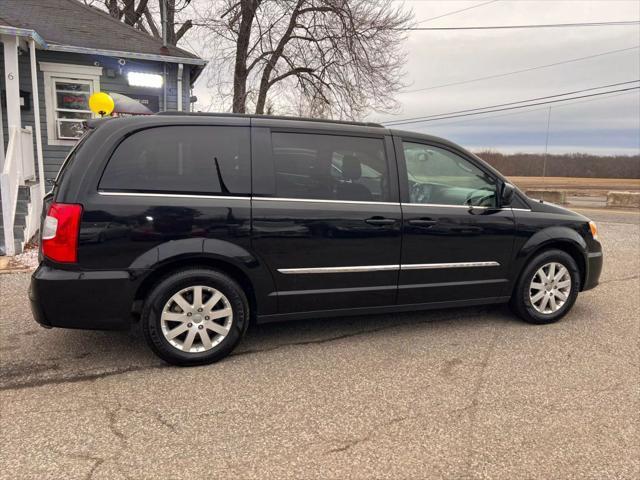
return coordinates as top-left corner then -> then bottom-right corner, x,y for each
511,249 -> 580,325
142,268 -> 249,366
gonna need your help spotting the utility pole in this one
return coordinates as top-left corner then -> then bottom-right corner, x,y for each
542,106 -> 552,180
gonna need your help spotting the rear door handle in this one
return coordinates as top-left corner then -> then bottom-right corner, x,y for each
408,218 -> 437,227
365,217 -> 396,226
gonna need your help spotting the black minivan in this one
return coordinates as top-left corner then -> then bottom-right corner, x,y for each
30,113 -> 603,365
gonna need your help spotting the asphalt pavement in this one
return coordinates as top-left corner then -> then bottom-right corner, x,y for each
1,208 -> 638,479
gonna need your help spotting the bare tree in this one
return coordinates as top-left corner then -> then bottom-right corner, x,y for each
197,0 -> 412,119
84,0 -> 194,46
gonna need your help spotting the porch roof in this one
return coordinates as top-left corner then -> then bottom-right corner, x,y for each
0,0 -> 206,68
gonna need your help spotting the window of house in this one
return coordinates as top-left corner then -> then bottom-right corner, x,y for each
402,142 -> 498,207
271,132 -> 389,202
99,126 -> 251,195
53,80 -> 94,140
40,63 -> 102,146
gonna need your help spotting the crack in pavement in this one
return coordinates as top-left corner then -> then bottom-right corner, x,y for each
232,307 -> 493,359
599,274 -> 639,285
46,402 -> 177,479
461,327 -> 501,472
324,414 -> 421,454
1,307 -> 493,392
50,449 -> 106,480
0,364 -> 166,392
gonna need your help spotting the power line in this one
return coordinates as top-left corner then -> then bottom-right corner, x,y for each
383,86 -> 640,126
415,0 -> 500,25
401,20 -> 640,31
401,45 -> 640,93
385,87 -> 640,125
417,90 -> 639,128
384,80 -> 640,125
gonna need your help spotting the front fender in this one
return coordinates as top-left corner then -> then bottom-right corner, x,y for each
511,226 -> 588,284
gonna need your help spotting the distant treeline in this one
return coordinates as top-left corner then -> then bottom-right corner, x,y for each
475,151 -> 640,179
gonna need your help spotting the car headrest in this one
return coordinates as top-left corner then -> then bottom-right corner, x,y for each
341,155 -> 361,181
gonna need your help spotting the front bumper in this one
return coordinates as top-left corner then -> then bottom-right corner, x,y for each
29,264 -> 141,330
582,250 -> 603,291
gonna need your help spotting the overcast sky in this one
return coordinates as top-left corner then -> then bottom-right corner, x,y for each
189,0 -> 640,155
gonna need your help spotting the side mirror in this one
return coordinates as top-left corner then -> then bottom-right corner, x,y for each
501,182 -> 515,207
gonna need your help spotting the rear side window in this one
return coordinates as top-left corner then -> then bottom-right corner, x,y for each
271,132 -> 389,202
99,126 -> 250,195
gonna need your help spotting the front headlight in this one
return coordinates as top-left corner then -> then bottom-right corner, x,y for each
588,221 -> 598,240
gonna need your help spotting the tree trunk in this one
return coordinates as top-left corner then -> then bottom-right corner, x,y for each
254,0 -> 304,114
232,0 -> 258,113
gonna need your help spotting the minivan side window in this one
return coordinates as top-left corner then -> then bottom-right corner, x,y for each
272,132 -> 389,202
99,126 -> 250,195
402,142 -> 498,207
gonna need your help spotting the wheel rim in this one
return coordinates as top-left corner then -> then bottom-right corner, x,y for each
160,285 -> 233,353
529,262 -> 572,315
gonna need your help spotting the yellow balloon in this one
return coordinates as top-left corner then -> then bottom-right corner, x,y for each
89,92 -> 115,116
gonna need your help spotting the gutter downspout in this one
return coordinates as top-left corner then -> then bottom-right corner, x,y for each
177,63 -> 183,111
29,38 -> 45,198
0,72 -> 4,167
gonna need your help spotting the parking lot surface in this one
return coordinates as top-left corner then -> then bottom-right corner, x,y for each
1,208 -> 638,479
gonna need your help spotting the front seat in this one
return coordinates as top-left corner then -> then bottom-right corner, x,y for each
335,155 -> 373,201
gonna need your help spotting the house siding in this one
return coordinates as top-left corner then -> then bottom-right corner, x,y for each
1,48 -> 192,182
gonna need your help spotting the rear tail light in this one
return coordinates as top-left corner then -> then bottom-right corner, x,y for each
42,203 -> 83,263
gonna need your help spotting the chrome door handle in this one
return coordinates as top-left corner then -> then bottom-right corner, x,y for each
365,217 -> 396,226
408,218 -> 437,227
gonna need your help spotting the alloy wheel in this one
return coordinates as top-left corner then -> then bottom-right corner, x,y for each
160,285 -> 233,353
529,262 -> 572,315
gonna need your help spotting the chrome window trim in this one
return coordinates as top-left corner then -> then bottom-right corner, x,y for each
402,202 -> 486,209
254,196 -> 399,206
278,261 -> 500,274
98,191 -> 251,201
278,264 -> 400,274
402,202 -> 530,211
97,191 -> 530,211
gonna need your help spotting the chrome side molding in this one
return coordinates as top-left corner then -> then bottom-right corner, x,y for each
278,261 -> 500,274
400,261 -> 500,270
278,264 -> 400,274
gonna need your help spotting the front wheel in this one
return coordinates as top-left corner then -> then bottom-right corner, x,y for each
511,249 -> 581,325
142,268 -> 249,366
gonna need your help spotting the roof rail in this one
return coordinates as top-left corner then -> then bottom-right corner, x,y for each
156,111 -> 384,128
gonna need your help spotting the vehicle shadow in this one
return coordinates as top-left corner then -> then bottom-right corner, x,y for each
1,304 -> 516,391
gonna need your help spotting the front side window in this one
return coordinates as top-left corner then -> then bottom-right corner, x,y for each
100,126 -> 251,195
272,132 -> 389,202
403,142 -> 498,207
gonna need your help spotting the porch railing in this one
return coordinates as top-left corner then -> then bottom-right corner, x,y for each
1,126 -> 37,256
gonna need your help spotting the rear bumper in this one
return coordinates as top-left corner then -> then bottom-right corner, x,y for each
582,251 -> 603,291
29,264 -> 141,330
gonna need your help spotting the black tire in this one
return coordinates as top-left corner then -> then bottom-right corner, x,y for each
510,249 -> 581,325
142,268 -> 249,366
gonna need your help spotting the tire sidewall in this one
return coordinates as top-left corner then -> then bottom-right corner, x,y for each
143,269 -> 248,366
515,250 -> 581,324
